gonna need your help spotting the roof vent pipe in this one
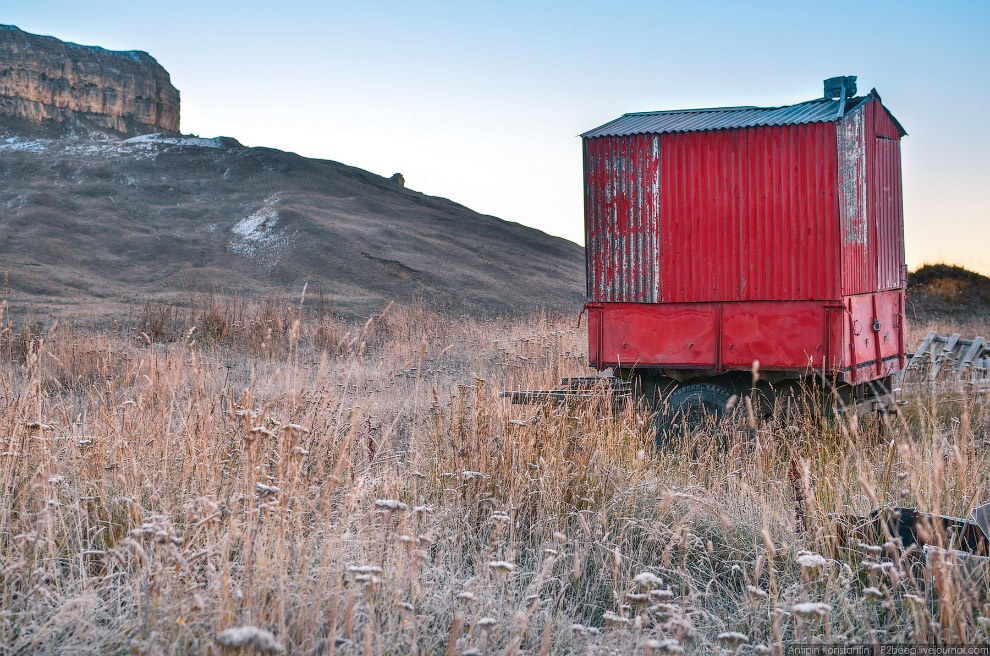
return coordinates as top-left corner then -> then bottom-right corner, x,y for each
824,75 -> 857,118
824,76 -> 858,99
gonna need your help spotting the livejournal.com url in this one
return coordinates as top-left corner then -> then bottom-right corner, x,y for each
784,646 -> 990,656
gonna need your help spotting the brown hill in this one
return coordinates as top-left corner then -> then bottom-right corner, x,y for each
0,132 -> 585,318
907,263 -> 990,318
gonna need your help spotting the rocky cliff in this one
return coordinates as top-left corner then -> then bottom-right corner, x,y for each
0,25 -> 179,136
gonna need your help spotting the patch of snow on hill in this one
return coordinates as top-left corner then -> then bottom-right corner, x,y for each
0,137 -> 46,153
232,194 -> 280,242
123,134 -> 225,149
229,194 -> 294,272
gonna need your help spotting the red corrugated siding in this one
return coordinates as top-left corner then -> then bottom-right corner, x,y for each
584,135 -> 661,302
582,95 -> 903,305
869,100 -> 906,290
659,123 -> 839,302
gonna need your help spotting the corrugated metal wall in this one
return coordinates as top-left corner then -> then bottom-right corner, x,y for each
583,97 -> 904,305
837,103 -> 872,295
838,98 -> 905,294
659,123 -> 840,302
869,100 -> 906,290
584,134 -> 661,302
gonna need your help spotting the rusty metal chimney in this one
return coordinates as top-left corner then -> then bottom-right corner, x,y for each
824,75 -> 857,118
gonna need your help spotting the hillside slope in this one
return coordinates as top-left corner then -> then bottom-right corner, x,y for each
908,263 -> 990,318
0,133 -> 585,317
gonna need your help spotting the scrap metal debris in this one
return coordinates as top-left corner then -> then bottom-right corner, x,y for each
904,330 -> 990,382
500,375 -> 631,406
840,503 -> 990,558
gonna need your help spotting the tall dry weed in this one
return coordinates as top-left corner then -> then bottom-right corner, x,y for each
0,301 -> 988,654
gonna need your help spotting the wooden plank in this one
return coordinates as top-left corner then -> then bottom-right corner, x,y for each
944,333 -> 962,357
908,330 -> 938,369
958,336 -> 986,372
931,333 -> 961,378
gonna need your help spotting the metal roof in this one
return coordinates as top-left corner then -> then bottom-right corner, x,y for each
582,97 -> 872,138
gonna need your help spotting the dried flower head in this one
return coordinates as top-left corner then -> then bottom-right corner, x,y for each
633,572 -> 663,587
791,602 -> 830,618
625,592 -> 649,605
25,422 -> 53,431
649,638 -> 684,655
747,585 -> 767,601
282,423 -> 310,435
375,499 -> 407,512
347,565 -> 383,575
650,588 -> 674,602
215,626 -> 284,654
570,623 -> 600,637
717,631 -> 749,647
602,610 -> 632,627
794,551 -> 828,571
476,617 -> 497,631
355,574 -> 381,588
488,560 -> 514,575
864,587 -> 883,599
256,482 -> 280,497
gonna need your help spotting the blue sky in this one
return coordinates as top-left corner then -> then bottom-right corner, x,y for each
6,0 -> 989,273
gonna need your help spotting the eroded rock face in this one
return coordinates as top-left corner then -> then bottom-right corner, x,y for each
0,24 -> 179,135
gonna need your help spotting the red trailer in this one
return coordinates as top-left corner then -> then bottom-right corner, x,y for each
580,77 -> 907,425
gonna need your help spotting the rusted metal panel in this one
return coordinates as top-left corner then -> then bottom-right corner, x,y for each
660,123 -> 840,302
837,102 -> 872,295
838,96 -> 906,295
584,134 -> 661,303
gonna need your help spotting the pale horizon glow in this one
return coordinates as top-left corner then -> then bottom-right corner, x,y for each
6,1 -> 989,275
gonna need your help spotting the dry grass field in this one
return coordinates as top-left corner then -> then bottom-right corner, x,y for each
1,296 -> 989,655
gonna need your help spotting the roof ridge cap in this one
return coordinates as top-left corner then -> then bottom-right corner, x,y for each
622,97 -> 837,117
623,105 -> 759,116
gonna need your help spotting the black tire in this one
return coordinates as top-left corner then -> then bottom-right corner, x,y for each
654,383 -> 733,447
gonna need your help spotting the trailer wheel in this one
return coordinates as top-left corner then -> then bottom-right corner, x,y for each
654,383 -> 733,446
